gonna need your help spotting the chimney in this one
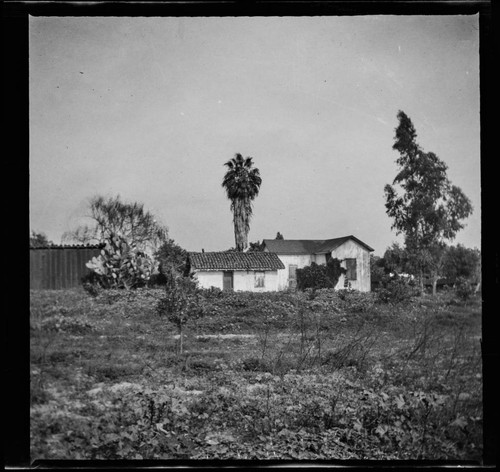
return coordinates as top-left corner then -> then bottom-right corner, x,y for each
202,248 -> 205,253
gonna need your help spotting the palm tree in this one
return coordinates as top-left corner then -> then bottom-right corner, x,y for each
222,153 -> 262,251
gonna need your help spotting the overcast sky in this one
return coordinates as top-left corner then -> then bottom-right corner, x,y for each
29,15 -> 480,255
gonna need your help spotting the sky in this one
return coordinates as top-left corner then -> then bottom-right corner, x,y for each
29,15 -> 481,255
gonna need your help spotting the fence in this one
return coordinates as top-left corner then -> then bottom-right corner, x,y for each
30,245 -> 103,290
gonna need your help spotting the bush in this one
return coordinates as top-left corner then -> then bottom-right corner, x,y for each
376,275 -> 419,304
188,359 -> 214,372
240,356 -> 271,372
81,275 -> 103,297
199,286 -> 224,299
296,259 -> 346,291
454,277 -> 476,304
147,272 -> 167,287
336,289 -> 376,313
40,314 -> 97,335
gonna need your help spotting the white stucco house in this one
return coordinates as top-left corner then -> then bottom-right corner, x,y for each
262,235 -> 374,292
186,251 -> 285,292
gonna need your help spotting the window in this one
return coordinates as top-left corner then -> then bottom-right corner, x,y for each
345,258 -> 357,280
255,271 -> 265,288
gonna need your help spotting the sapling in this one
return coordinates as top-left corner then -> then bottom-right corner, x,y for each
156,272 -> 205,355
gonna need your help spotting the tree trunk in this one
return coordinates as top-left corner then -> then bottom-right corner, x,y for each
432,276 -> 438,297
232,199 -> 249,251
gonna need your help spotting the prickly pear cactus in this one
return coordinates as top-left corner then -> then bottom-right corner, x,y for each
86,232 -> 157,289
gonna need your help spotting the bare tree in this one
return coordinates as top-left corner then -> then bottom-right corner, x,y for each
62,195 -> 168,254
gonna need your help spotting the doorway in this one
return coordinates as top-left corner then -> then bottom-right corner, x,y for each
223,271 -> 234,290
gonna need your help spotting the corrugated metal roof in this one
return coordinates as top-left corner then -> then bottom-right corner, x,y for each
30,244 -> 104,250
188,251 -> 285,271
263,235 -> 374,254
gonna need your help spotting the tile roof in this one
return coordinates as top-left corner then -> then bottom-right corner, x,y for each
263,235 -> 374,254
188,251 -> 285,271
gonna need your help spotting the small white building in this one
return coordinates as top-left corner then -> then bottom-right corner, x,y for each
262,235 -> 374,292
186,251 -> 285,292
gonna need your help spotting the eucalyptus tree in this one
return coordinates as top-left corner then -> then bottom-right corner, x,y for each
384,111 -> 473,294
222,153 -> 262,251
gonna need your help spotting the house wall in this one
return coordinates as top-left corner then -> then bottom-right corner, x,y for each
193,271 -> 224,290
193,270 -> 278,292
266,241 -> 371,292
271,254 -> 314,291
234,271 -> 278,292
313,254 -> 327,265
330,240 -> 371,292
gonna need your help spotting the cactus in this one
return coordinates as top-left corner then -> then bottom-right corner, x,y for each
86,232 -> 157,289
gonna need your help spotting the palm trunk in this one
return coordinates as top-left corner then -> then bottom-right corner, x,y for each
232,199 -> 249,251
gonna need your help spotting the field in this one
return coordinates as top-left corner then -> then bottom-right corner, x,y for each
30,286 -> 483,461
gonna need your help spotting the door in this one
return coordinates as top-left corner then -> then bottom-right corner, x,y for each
223,271 -> 234,290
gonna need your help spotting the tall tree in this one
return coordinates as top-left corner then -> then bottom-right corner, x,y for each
62,195 -> 168,255
384,111 -> 473,294
222,153 -> 262,251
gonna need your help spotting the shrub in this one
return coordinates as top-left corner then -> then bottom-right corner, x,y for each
454,277 -> 476,304
336,289 -> 376,313
199,286 -> 224,299
81,271 -> 103,296
146,272 -> 167,287
188,358 -> 216,372
376,275 -> 419,304
296,259 -> 346,291
240,356 -> 271,372
41,314 -> 97,335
